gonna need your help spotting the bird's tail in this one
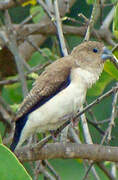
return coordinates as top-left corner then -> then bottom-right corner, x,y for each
10,126 -> 19,151
10,115 -> 28,151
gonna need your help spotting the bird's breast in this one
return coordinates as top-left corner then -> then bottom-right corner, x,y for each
26,81 -> 87,133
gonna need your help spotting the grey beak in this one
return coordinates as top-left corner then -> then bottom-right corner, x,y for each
101,47 -> 113,61
101,47 -> 118,69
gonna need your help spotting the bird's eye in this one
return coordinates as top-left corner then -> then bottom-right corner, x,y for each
93,48 -> 98,53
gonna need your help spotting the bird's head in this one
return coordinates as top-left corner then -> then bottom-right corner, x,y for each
71,41 -> 116,72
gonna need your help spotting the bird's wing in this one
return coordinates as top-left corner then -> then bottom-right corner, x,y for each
14,56 -> 73,121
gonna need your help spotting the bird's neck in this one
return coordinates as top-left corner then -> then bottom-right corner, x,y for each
71,65 -> 104,88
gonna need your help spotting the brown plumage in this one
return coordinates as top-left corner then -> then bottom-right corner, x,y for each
15,56 -> 73,121
14,41 -> 104,121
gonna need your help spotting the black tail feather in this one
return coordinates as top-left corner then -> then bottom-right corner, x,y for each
10,115 -> 28,151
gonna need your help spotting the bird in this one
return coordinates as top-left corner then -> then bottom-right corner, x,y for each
10,41 -> 112,151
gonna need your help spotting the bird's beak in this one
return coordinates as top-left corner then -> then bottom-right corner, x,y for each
101,47 -> 113,61
101,47 -> 118,67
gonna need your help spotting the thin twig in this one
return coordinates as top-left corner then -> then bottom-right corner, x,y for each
54,0 -> 68,56
34,161 -> 56,180
78,13 -> 89,24
81,112 -> 100,180
84,0 -> 98,41
82,163 -> 94,180
43,160 -> 61,180
88,119 -> 110,125
20,56 -> 32,71
100,83 -> 118,144
67,16 -> 84,26
25,37 -> 51,60
110,56 -> 118,70
0,96 -> 13,115
101,126 -> 110,145
37,0 -> 54,21
19,10 -> 42,28
45,0 -> 53,12
87,118 -> 105,135
4,10 -> 28,97
85,101 -> 98,122
0,61 -> 51,85
97,162 -> 116,180
112,44 -> 118,52
0,104 -> 12,127
107,83 -> 118,141
76,86 -> 118,120
111,163 -> 117,179
87,118 -> 106,136
81,112 -> 93,144
69,125 -> 81,144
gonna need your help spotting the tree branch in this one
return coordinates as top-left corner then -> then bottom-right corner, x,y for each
15,143 -> 118,162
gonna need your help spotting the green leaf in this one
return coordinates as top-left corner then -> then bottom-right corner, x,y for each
0,133 -> 2,144
113,3 -> 118,39
30,5 -> 45,23
86,0 -> 95,4
28,48 -> 57,68
87,71 -> 113,96
43,48 -> 59,60
0,144 -> 31,180
104,60 -> 118,80
111,0 -> 118,3
1,81 -> 33,105
1,83 -> 23,105
10,103 -> 20,113
0,122 -> 5,138
29,52 -> 46,67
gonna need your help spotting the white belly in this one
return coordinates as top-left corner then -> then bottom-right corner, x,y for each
30,82 -> 86,131
17,82 -> 86,148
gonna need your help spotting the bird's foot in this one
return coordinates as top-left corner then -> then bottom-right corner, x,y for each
71,117 -> 78,128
